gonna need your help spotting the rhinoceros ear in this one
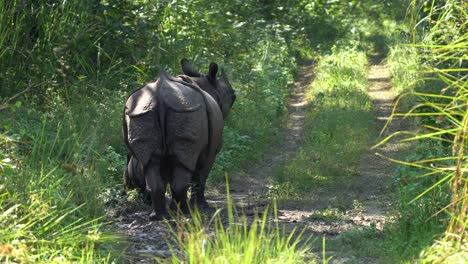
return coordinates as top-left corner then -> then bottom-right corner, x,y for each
208,62 -> 218,80
181,58 -> 202,77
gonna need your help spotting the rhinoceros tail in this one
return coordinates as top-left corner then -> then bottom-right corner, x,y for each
123,107 -> 146,191
157,71 -> 169,156
124,154 -> 145,191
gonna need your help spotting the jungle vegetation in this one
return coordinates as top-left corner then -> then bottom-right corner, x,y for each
0,0 -> 466,262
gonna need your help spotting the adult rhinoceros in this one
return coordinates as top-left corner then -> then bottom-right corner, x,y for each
123,59 -> 236,220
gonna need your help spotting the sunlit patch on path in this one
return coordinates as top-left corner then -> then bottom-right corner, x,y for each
354,58 -> 413,228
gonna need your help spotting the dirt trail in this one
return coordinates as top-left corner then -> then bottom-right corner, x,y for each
222,59 -> 407,262
231,59 -> 402,214
211,61 -> 315,206
111,59 -> 405,263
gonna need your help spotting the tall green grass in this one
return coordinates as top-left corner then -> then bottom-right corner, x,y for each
0,0 -> 296,182
163,182 -> 313,264
0,119 -> 122,262
273,47 -> 372,201
377,0 -> 468,261
387,44 -> 422,95
0,1 -> 417,262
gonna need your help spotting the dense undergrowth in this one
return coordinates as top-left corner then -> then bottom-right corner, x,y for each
273,0 -> 467,262
384,1 -> 467,262
1,0 -> 465,262
163,183 -> 312,264
0,1 -> 296,262
0,0 -> 389,262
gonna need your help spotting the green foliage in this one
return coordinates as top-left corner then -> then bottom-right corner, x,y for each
274,47 -> 373,199
210,33 -> 295,182
387,44 -> 422,95
333,224 -> 388,260
260,0 -> 409,55
352,19 -> 403,56
373,0 -> 468,261
3,0 -> 460,262
0,0 -> 297,184
391,140 -> 451,257
308,208 -> 344,223
336,139 -> 453,263
0,119 -> 122,262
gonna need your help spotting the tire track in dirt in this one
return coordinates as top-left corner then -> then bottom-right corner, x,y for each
313,58 -> 411,263
228,58 -> 402,220
211,61 -> 315,206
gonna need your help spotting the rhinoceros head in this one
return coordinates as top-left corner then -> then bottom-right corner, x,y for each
181,59 -> 236,119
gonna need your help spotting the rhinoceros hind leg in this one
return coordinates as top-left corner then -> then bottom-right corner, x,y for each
170,164 -> 192,214
190,181 -> 210,209
145,156 -> 168,221
190,164 -> 213,209
124,155 -> 145,190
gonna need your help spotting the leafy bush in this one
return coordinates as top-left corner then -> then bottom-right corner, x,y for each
0,1 -> 300,261
384,140 -> 451,260
387,44 -> 422,95
1,0 -> 443,262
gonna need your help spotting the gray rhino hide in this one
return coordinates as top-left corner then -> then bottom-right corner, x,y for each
124,73 -> 224,172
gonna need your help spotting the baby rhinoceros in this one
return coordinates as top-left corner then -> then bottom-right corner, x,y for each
123,59 -> 236,220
